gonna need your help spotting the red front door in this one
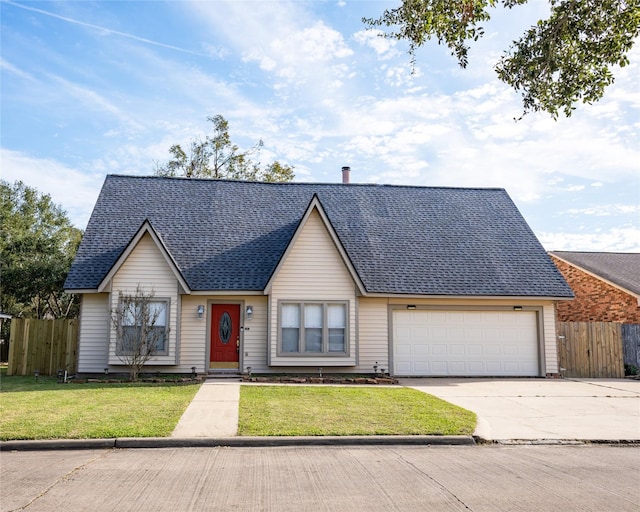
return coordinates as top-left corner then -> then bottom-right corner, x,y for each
210,304 -> 240,369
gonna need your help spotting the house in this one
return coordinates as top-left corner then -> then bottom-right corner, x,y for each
548,251 -> 640,323
64,174 -> 573,377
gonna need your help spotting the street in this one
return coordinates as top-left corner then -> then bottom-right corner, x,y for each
2,444 -> 638,511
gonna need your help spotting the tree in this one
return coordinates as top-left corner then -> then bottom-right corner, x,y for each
0,180 -> 82,320
111,286 -> 166,382
154,115 -> 295,181
363,0 -> 640,118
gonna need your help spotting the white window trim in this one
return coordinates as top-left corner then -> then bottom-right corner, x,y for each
277,300 -> 349,356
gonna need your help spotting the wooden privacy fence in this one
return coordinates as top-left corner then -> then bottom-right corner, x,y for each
556,322 -> 632,378
622,324 -> 640,369
7,318 -> 78,376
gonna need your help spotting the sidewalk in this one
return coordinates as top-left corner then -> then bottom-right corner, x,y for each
171,379 -> 240,438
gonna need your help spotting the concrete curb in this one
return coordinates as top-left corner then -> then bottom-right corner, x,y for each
0,435 -> 475,451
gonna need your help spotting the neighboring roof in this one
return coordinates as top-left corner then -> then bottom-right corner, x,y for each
549,251 -> 640,297
65,175 -> 573,298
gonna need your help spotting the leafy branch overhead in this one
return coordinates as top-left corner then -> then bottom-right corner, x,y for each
154,115 -> 295,181
363,0 -> 640,118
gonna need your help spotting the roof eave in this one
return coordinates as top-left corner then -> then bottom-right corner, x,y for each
363,293 -> 574,300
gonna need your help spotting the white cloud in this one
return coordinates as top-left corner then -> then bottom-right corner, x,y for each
0,148 -> 103,229
384,64 -> 422,87
0,58 -> 36,81
565,204 -> 640,216
353,29 -> 400,59
539,227 -> 640,252
201,43 -> 230,60
47,75 -> 145,135
243,20 -> 353,83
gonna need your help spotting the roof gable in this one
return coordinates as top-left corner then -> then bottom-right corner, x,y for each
95,220 -> 190,294
549,251 -> 640,297
65,175 -> 574,298
264,195 -> 366,295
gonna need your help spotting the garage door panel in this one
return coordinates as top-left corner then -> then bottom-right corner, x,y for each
449,344 -> 466,356
396,361 -> 411,374
467,361 -> 484,373
467,345 -> 483,357
393,310 -> 539,377
414,345 -> 429,356
431,344 -> 447,355
395,344 -> 411,356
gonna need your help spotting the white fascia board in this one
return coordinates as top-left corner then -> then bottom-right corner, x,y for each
97,220 -> 191,294
263,195 -> 366,295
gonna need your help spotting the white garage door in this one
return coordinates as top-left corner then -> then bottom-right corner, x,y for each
393,310 -> 539,376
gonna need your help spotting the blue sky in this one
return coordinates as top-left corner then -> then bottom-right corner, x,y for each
2,0 -> 639,251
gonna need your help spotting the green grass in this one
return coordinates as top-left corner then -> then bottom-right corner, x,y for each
238,385 -> 476,436
0,371 -> 201,440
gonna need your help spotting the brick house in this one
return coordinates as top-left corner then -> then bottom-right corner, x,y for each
549,252 -> 640,323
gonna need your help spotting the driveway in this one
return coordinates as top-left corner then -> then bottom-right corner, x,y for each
401,378 -> 640,441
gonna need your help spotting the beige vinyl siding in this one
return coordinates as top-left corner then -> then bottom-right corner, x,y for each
356,297 -> 389,373
179,295 -> 268,373
178,295 -> 207,372
77,293 -> 110,373
269,209 -> 357,366
108,233 -> 179,367
543,303 -> 558,374
240,296 -> 269,373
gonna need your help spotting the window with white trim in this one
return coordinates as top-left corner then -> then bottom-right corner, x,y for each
118,299 -> 168,355
279,302 -> 347,355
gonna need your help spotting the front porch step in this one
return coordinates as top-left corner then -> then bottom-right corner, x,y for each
207,370 -> 242,379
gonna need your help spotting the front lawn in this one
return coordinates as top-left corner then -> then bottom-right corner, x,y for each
0,371 -> 200,440
238,385 -> 476,436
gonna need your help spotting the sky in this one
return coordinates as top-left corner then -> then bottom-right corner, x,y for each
1,0 -> 639,252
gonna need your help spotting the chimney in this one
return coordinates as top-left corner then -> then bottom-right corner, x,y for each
341,166 -> 350,184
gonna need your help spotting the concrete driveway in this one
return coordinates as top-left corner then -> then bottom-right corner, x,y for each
401,378 -> 640,441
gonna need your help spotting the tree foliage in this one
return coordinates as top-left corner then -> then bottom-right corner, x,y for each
111,286 -> 166,382
0,180 -> 82,320
363,0 -> 640,118
154,115 -> 295,181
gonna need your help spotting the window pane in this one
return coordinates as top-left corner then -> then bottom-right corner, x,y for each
327,304 -> 345,328
121,326 -> 140,353
305,328 -> 323,352
282,304 -> 300,327
150,326 -> 166,352
282,328 -> 299,352
122,303 -> 136,326
329,328 -> 345,352
149,302 -> 167,327
305,304 -> 323,328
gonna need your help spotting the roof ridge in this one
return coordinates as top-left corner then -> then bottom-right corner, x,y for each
104,174 -> 506,192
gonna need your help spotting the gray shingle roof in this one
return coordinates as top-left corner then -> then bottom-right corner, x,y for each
65,175 -> 573,297
549,251 -> 640,296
